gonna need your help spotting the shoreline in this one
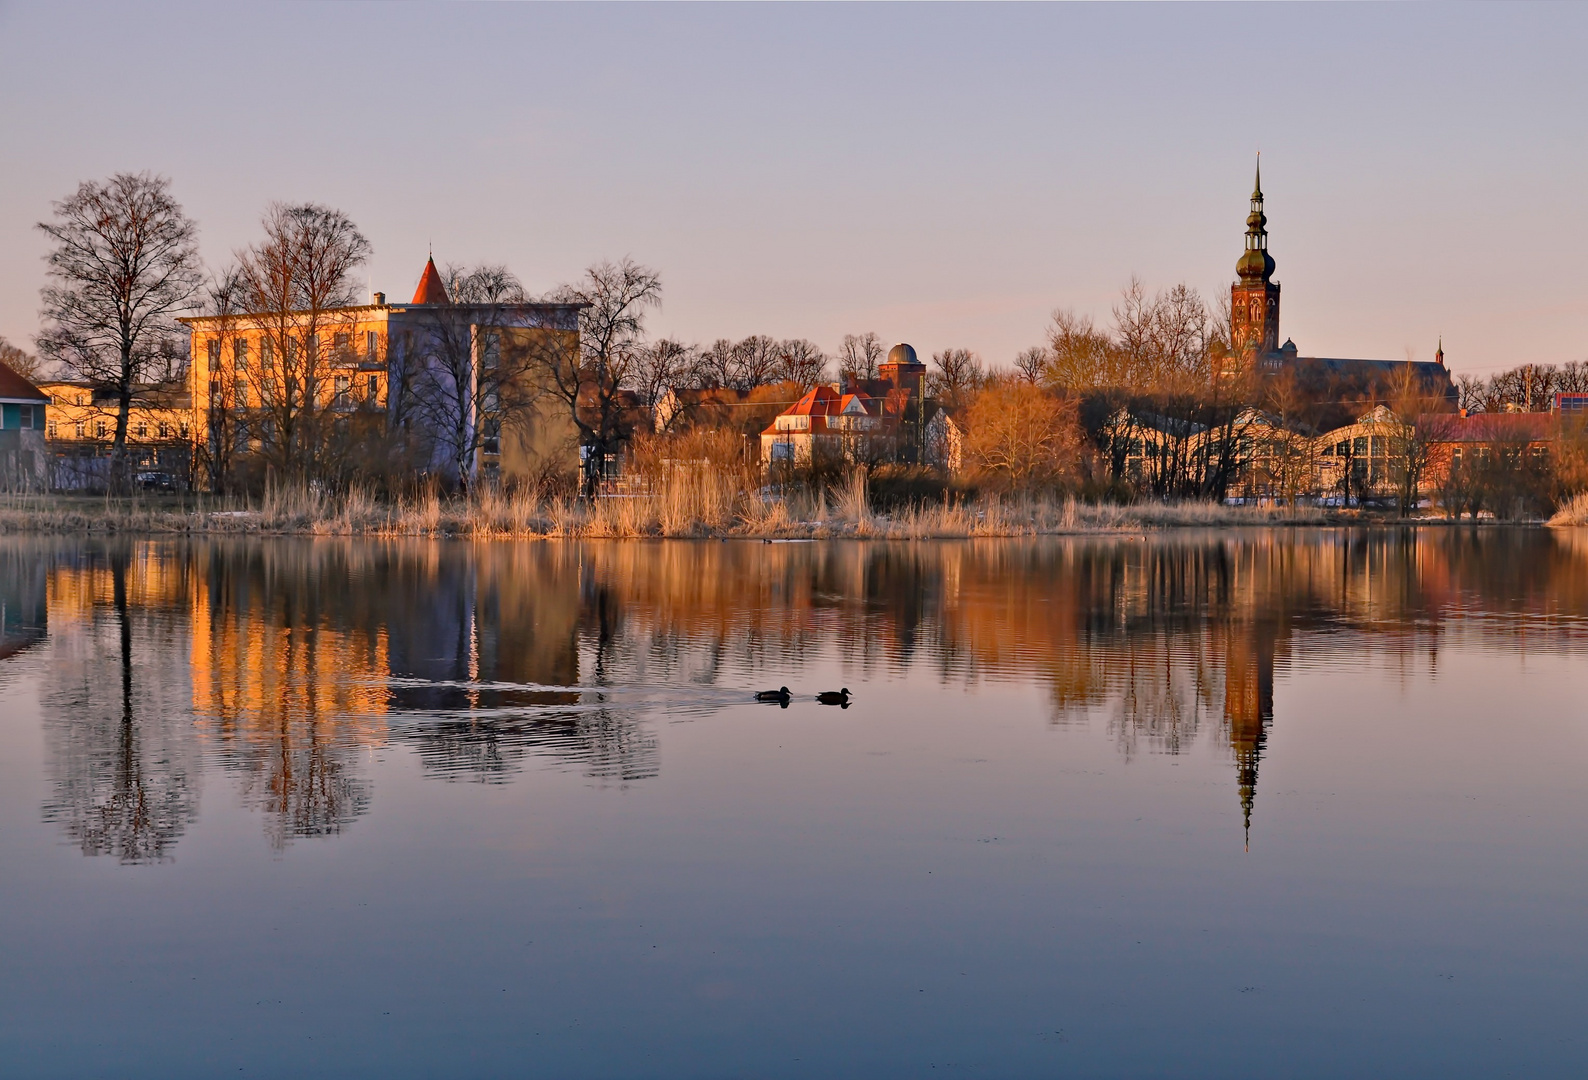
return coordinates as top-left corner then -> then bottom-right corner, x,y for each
0,494 -> 1550,539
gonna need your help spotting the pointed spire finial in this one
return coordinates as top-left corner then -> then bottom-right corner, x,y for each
1253,153 -> 1263,199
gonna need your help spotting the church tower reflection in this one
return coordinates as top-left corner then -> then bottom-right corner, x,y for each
1222,618 -> 1277,849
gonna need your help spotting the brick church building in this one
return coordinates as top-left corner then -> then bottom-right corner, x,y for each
1222,161 -> 1456,407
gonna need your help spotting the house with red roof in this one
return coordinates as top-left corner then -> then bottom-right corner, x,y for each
759,342 -> 929,473
760,386 -> 891,470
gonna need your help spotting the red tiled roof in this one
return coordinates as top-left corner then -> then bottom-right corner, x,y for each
0,362 -> 47,402
782,386 -> 842,417
411,257 -> 450,304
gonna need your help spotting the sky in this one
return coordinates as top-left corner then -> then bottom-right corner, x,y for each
1,2 -> 1584,378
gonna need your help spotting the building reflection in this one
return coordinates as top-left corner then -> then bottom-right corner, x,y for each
14,526 -> 1588,861
0,539 -> 48,664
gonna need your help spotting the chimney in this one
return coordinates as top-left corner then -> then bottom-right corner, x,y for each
372,291 -> 386,306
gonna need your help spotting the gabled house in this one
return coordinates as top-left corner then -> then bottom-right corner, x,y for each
760,386 -> 889,470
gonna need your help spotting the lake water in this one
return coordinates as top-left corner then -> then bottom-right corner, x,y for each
1,531 -> 1585,1078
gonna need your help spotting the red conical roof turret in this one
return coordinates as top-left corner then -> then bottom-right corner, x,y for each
411,256 -> 450,304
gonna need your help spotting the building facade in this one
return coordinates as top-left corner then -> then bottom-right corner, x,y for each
0,363 -> 49,491
180,257 -> 582,489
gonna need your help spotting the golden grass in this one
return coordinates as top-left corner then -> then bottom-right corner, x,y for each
0,475 -> 1328,539
1547,491 -> 1588,527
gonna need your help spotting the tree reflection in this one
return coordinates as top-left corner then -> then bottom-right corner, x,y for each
17,526 -> 1588,857
40,543 -> 199,863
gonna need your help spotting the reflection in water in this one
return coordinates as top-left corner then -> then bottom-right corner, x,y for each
9,528 -> 1588,860
39,544 -> 200,863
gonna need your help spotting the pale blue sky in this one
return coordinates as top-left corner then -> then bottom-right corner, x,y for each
1,2 -> 1584,376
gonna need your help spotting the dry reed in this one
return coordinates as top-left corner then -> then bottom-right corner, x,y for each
0,475 -> 1331,539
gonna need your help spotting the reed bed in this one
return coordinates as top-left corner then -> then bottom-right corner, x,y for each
1547,491 -> 1588,527
0,475 -> 1329,539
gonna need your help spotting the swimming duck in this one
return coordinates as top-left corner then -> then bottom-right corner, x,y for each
816,688 -> 851,707
755,687 -> 792,707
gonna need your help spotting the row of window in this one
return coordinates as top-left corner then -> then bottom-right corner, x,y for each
208,372 -> 382,408
45,419 -> 187,440
206,331 -> 382,368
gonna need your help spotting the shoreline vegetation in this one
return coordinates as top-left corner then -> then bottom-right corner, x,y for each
0,474 -> 1569,539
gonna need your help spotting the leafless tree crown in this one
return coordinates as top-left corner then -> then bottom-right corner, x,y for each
35,172 -> 203,491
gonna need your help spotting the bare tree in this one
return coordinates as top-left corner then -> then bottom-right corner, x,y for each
729,335 -> 781,389
403,263 -> 539,493
1013,346 -> 1048,385
542,258 -> 663,498
0,337 -> 45,380
838,332 -> 885,384
235,203 -> 372,486
776,339 -> 827,388
446,263 -> 524,305
633,338 -> 699,405
928,347 -> 985,410
36,173 -> 202,493
961,378 -> 1083,488
1455,374 -> 1485,414
1045,309 -> 1123,392
196,266 -> 251,493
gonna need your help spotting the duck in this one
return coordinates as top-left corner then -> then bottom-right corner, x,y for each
755,687 -> 792,706
816,688 -> 851,708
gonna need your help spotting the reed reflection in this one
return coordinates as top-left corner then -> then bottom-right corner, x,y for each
12,528 -> 1588,861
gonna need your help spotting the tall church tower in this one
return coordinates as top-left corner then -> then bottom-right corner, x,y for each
1230,160 -> 1281,365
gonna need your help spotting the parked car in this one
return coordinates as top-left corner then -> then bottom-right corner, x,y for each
136,471 -> 177,492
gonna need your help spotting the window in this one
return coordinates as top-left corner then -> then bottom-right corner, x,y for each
481,331 -> 501,370
179,424 -> 188,440
136,423 -> 147,438
48,421 -> 57,439
236,378 -> 248,405
334,375 -> 351,407
95,421 -> 107,439
158,422 -> 170,439
367,374 -> 379,400
208,339 -> 221,364
75,422 -> 85,438
482,417 -> 501,455
334,332 -> 351,355
234,338 -> 248,370
365,331 -> 379,361
261,337 -> 274,365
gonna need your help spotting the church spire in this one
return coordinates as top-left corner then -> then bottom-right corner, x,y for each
1436,336 -> 1445,366
1237,155 -> 1275,283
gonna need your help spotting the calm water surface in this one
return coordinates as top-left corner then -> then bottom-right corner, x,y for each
1,531 -> 1585,1078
